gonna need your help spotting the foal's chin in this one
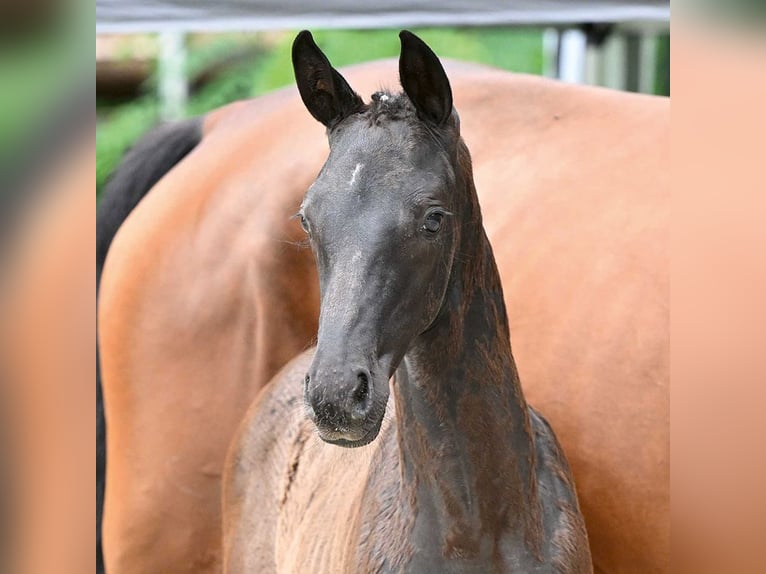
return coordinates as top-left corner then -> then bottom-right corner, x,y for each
313,414 -> 385,448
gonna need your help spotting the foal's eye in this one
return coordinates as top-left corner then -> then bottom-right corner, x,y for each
299,214 -> 310,234
422,211 -> 444,234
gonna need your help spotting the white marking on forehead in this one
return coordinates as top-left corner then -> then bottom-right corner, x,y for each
349,163 -> 364,188
379,93 -> 389,101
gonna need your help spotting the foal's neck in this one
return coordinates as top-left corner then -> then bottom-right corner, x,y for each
394,168 -> 543,566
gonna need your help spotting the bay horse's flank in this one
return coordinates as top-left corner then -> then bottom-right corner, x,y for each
223,31 -> 592,573
96,118 -> 203,574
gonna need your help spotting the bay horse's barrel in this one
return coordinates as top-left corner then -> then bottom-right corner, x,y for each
98,59 -> 668,574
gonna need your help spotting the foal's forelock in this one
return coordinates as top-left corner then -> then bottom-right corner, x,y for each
329,89 -> 458,155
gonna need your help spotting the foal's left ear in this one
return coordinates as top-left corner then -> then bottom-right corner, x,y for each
399,31 -> 453,126
292,30 -> 364,128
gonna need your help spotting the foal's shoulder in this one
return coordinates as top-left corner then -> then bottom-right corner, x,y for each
529,406 -> 582,519
528,407 -> 593,573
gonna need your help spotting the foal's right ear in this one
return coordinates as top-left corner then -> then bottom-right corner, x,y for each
292,31 -> 364,128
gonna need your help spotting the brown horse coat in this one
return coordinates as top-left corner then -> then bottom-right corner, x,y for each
2,134 -> 94,574
99,60 -> 668,574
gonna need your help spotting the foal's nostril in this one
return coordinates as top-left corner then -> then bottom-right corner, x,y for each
306,364 -> 373,430
353,370 -> 370,404
349,369 -> 372,421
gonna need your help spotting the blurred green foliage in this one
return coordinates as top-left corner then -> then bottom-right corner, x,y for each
0,36 -> 62,152
0,26 -> 84,176
655,33 -> 670,96
96,28 -> 544,192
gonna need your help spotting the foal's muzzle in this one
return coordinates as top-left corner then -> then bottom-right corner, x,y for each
304,361 -> 383,447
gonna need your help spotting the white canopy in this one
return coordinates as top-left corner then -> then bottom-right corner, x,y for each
96,0 -> 669,34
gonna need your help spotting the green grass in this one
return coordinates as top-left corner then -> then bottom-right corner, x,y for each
96,28 -> 544,192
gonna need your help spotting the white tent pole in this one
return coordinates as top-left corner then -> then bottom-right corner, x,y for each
558,28 -> 587,84
158,30 -> 187,120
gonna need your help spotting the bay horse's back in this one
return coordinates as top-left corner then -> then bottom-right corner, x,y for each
99,60 -> 667,573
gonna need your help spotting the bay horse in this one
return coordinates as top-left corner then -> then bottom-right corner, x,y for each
98,33 -> 668,574
223,30 -> 593,573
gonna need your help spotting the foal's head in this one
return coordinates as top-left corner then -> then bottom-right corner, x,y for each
294,31 -> 473,447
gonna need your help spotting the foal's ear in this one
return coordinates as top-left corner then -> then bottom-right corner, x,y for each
292,30 -> 364,128
398,31 -> 453,126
